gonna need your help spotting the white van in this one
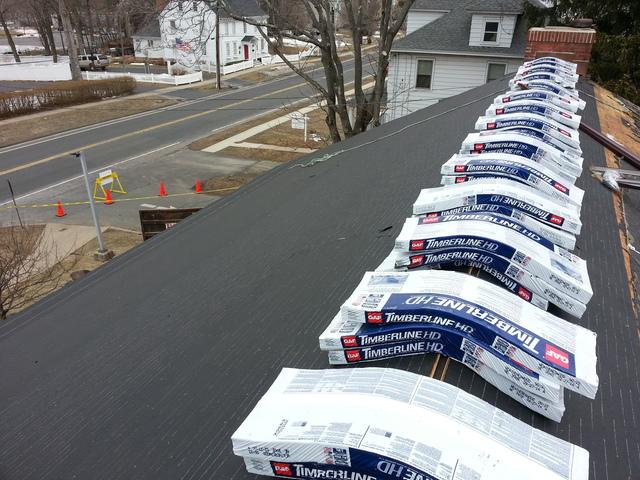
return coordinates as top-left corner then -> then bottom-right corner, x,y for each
78,54 -> 109,71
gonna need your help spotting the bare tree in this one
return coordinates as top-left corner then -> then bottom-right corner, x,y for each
0,0 -> 20,62
58,0 -> 82,79
0,225 -> 76,320
225,0 -> 415,142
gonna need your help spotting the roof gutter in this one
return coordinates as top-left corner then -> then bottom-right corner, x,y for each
390,49 -> 525,59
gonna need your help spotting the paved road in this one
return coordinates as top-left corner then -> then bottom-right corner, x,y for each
0,60 -> 356,205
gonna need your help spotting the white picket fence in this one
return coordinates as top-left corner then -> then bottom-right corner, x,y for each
82,71 -> 203,85
259,46 -> 319,66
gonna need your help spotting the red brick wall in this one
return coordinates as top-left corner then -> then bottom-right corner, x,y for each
525,29 -> 597,76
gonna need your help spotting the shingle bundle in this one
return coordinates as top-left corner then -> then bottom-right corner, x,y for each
232,368 -> 589,479
316,57 -> 598,422
234,58 -> 593,479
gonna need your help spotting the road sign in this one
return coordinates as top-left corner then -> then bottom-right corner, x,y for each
93,169 -> 126,201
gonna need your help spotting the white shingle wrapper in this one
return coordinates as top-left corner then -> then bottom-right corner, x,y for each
338,271 -> 598,397
516,65 -> 580,84
412,180 -> 583,235
494,89 -> 582,113
475,114 -> 581,150
326,346 -> 565,420
232,368 -> 589,478
460,132 -> 583,177
510,72 -> 577,89
378,247 -> 586,317
441,154 -> 584,207
475,124 -> 582,159
413,201 -> 576,250
512,80 -> 586,110
319,313 -> 563,403
524,57 -> 578,74
394,217 -> 591,303
485,100 -> 582,129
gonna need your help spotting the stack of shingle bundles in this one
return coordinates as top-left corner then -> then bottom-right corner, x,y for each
232,367 -> 589,480
315,58 -> 598,422
388,57 -> 589,316
318,269 -> 598,421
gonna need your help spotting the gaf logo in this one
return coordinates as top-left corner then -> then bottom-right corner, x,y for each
366,312 -> 383,323
419,216 -> 438,224
410,239 -> 425,251
559,128 -> 571,137
427,212 -> 438,218
473,143 -> 485,151
272,462 -> 294,477
410,255 -> 424,266
549,215 -> 564,225
455,177 -> 467,184
561,111 -> 571,118
342,336 -> 358,347
496,108 -> 505,115
554,182 -> 568,193
487,122 -> 497,129
502,96 -> 511,103
544,344 -> 570,368
517,287 -> 532,302
346,350 -> 362,362
455,165 -> 466,172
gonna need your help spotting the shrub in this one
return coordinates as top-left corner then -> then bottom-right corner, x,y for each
0,77 -> 137,119
589,34 -> 640,105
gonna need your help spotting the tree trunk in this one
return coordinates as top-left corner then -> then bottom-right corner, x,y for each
58,0 -> 81,80
44,17 -> 58,62
0,8 -> 20,63
85,0 -> 94,52
36,18 -> 52,55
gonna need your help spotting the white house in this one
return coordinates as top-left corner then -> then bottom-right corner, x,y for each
385,0 -> 547,122
158,0 -> 269,70
133,19 -> 164,59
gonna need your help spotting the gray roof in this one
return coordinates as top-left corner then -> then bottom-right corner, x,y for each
393,0 -> 531,57
466,0 -> 547,12
132,19 -> 161,39
0,75 -> 637,480
217,0 -> 265,18
411,0 -> 457,10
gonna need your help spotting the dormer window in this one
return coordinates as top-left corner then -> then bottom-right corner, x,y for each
483,22 -> 499,42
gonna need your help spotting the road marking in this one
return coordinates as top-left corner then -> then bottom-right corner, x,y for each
0,142 -> 180,207
140,203 -> 156,209
0,61 -> 344,156
0,79 -> 319,178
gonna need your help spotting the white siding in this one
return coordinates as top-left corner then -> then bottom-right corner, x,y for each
385,53 -> 522,122
469,14 -> 517,48
133,38 -> 164,59
406,10 -> 447,35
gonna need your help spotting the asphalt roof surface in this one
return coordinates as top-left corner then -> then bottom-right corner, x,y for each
392,0 -> 528,57
0,76 -> 638,479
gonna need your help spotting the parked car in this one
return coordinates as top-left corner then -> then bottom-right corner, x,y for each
78,54 -> 110,71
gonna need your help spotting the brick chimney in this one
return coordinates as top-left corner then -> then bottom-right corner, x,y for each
525,27 -> 597,76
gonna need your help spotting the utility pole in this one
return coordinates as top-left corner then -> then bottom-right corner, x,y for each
75,152 -> 114,262
215,0 -> 221,90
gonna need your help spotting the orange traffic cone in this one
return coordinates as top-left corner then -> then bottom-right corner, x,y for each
55,200 -> 66,218
195,179 -> 202,193
159,181 -> 167,197
104,189 -> 114,205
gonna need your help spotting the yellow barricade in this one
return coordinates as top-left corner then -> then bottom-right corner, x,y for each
93,169 -> 126,201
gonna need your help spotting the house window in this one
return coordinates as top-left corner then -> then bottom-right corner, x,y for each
149,40 -> 154,47
169,19 -> 177,30
483,21 -> 499,42
226,42 -> 231,57
261,38 -> 265,52
486,62 -> 506,82
223,22 -> 228,35
243,22 -> 247,33
192,1 -> 198,11
177,1 -> 183,11
415,59 -> 433,89
232,22 -> 236,35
